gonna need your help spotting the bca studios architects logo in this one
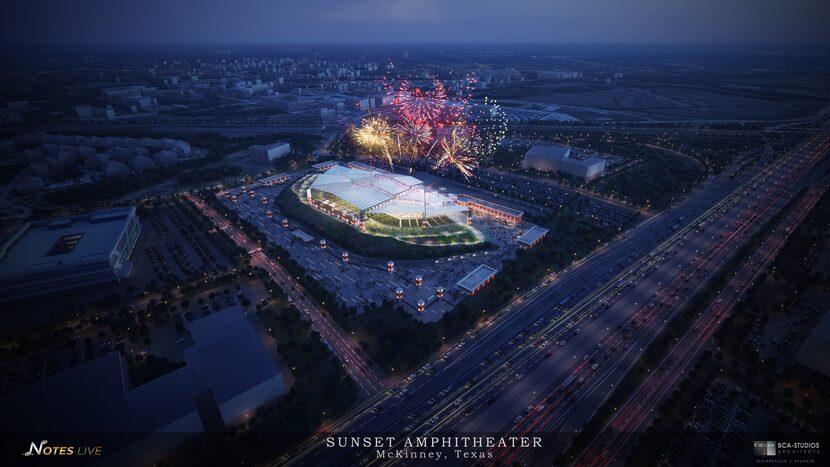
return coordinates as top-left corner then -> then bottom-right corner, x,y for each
754,441 -> 777,456
754,440 -> 821,462
22,440 -> 103,457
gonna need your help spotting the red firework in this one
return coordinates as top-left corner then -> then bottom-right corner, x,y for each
395,79 -> 447,124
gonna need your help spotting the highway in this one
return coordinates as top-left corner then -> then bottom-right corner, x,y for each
362,135 -> 828,467
572,180 -> 829,467
183,192 -> 386,397
477,136 -> 829,467
273,135 -> 827,467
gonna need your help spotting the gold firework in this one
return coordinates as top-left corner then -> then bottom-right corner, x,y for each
353,117 -> 394,168
434,128 -> 475,178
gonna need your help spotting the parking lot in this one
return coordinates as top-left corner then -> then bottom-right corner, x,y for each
221,177 -> 539,322
745,289 -> 830,363
140,202 -> 232,283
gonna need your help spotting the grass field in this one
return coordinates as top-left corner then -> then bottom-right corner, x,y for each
591,146 -> 706,210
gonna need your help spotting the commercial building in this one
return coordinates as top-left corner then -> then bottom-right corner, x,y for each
251,142 -> 291,164
258,173 -> 289,186
312,160 -> 338,172
0,305 -> 284,452
307,165 -> 467,222
239,173 -> 289,192
456,265 -> 498,295
455,194 -> 524,225
517,225 -> 550,248
0,206 -> 140,301
522,144 -> 606,181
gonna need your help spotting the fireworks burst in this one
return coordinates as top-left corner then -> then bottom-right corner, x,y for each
351,73 -> 505,179
471,97 -> 508,159
434,128 -> 475,179
395,79 -> 447,124
395,120 -> 433,154
353,117 -> 395,168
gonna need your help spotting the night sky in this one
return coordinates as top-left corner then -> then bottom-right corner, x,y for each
1,0 -> 829,45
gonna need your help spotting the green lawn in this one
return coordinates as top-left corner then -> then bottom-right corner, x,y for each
591,146 -> 706,210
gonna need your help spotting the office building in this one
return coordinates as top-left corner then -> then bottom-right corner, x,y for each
0,206 -> 140,301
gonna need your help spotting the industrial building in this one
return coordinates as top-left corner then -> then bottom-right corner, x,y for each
522,144 -> 606,181
0,206 -> 140,301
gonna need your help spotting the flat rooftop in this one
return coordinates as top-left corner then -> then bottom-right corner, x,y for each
0,206 -> 135,278
0,305 -> 283,432
292,229 -> 314,243
517,225 -> 550,246
456,264 -> 498,293
455,195 -> 524,217
526,144 -> 570,159
258,173 -> 289,183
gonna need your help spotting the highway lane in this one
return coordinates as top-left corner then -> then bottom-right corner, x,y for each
274,142 -> 785,466
358,133 -> 830,466
183,192 -> 386,397
473,135 -> 829,466
363,136 -> 826,466
573,181 -> 830,466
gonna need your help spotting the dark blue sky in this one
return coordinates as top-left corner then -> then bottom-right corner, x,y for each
2,0 -> 828,45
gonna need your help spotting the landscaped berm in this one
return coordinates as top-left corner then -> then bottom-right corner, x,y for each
276,163 -> 489,259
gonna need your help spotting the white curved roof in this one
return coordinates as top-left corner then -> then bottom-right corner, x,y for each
309,165 -> 423,211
